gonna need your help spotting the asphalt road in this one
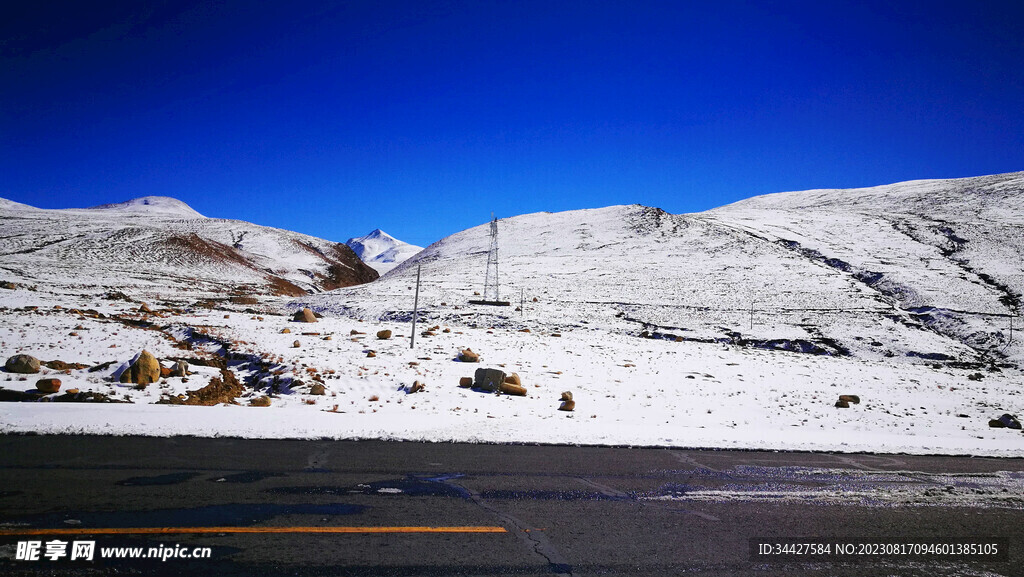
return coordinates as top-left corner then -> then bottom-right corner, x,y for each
1,435 -> 1022,576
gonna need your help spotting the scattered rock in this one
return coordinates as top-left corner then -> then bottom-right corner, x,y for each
377,330 -> 392,340
499,382 -> 527,396
5,354 -> 41,374
835,399 -> 850,408
459,377 -> 473,388
139,303 -> 153,313
36,378 -> 61,394
532,297 -> 539,302
0,281 -> 18,290
281,328 -> 291,334
170,360 -> 189,377
160,367 -> 172,378
310,383 -> 326,395
559,400 -> 575,411
292,340 -> 301,348
408,381 -> 425,394
560,391 -> 573,402
838,395 -> 860,405
504,373 -> 522,386
249,396 -> 272,407
474,368 -> 506,392
459,348 -> 480,363
967,373 -> 984,381
366,351 -> 376,358
119,351 -> 161,386
989,414 -> 1022,429
293,308 -> 317,323
350,330 -> 364,335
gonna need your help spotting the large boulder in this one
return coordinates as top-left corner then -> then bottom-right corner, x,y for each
5,354 -> 41,374
293,308 -> 317,323
474,368 -> 506,392
310,383 -> 326,396
170,360 -> 189,377
376,330 -> 392,340
989,414 -> 1022,429
119,350 -> 161,386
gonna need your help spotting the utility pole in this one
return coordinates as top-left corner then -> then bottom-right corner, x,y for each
410,265 -> 421,349
749,301 -> 755,331
483,214 -> 500,302
521,287 -> 525,316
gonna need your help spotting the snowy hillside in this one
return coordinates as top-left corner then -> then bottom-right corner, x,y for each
2,174 -> 1023,457
346,229 -> 423,275
0,196 -> 378,300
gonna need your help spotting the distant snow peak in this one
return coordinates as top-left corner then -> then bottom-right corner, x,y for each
346,229 -> 423,275
87,196 -> 205,218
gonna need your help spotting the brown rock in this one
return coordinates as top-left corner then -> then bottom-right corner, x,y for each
366,351 -> 376,358
292,340 -> 301,348
281,328 -> 291,334
499,382 -> 527,396
504,373 -> 522,386
249,396 -> 272,407
459,377 -> 473,388
119,350 -> 161,386
459,348 -> 480,363
558,400 -> 575,411
560,391 -> 573,402
310,383 -> 326,395
5,354 -> 41,374
408,380 -> 425,394
160,367 -> 172,378
838,395 -> 860,405
139,303 -> 152,313
835,399 -> 850,408
36,378 -> 61,394
377,330 -> 392,340
293,308 -> 318,323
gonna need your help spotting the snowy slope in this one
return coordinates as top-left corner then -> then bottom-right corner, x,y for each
300,172 -> 1024,369
3,174 -> 1023,457
0,196 -> 378,300
346,229 -> 423,275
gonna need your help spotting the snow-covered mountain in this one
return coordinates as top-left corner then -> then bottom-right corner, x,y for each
301,171 -> 1024,369
0,196 -> 378,300
346,229 -> 423,275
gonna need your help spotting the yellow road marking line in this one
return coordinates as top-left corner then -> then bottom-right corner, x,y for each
0,526 -> 508,536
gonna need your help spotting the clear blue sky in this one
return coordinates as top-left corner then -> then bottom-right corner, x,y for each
3,0 -> 1023,247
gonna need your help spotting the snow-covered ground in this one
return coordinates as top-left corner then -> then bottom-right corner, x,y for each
346,229 -> 423,275
1,173 -> 1023,457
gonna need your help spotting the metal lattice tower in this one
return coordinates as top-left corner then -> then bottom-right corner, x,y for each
483,215 -> 500,302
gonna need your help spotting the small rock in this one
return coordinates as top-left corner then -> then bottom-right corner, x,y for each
459,377 -> 473,388
366,351 -> 376,358
5,354 -> 41,374
504,373 -> 522,386
281,328 -> 291,334
139,303 -> 152,313
293,308 -> 318,323
36,378 -> 61,394
310,383 -> 326,395
838,395 -> 860,404
560,391 -> 573,402
377,330 -> 392,340
559,400 -> 575,411
499,382 -> 527,396
160,367 -> 172,378
249,396 -> 272,407
170,360 -> 189,377
459,348 -> 480,363
408,380 -> 425,394
292,340 -> 301,348
835,399 -> 850,408
990,414 -> 1022,430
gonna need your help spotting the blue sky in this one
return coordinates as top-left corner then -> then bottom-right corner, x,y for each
3,0 -> 1023,247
